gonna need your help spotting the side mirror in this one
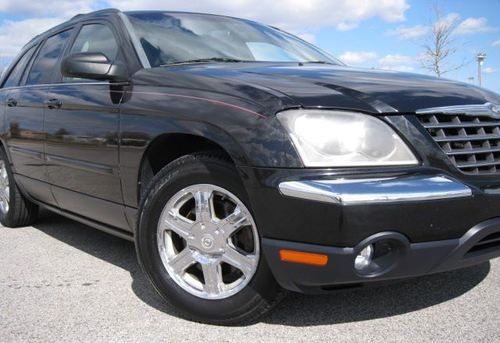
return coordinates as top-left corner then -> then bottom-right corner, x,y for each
61,52 -> 129,82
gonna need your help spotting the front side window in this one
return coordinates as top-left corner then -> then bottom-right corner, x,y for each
70,24 -> 119,61
26,30 -> 72,85
126,12 -> 340,67
2,46 -> 36,88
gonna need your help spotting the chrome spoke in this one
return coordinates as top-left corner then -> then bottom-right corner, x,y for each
0,164 -> 7,179
202,261 -> 223,294
219,207 -> 249,239
0,190 -> 8,204
0,160 -> 9,214
223,247 -> 258,277
193,190 -> 213,222
168,248 -> 195,274
164,210 -> 192,239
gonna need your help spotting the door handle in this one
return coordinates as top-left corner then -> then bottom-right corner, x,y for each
6,98 -> 17,107
45,98 -> 62,109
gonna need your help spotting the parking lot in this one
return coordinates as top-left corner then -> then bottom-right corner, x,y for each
1,210 -> 499,342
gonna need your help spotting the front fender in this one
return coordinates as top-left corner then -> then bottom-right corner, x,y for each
119,85 -> 302,207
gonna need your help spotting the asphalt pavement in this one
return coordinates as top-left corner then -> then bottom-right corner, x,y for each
1,210 -> 499,342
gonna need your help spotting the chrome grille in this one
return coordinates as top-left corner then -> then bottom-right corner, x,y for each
417,113 -> 500,175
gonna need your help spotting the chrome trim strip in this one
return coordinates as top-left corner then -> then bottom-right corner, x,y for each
278,175 -> 472,205
9,147 -> 43,160
416,102 -> 500,118
0,81 -> 130,91
118,12 -> 151,69
46,154 -> 116,176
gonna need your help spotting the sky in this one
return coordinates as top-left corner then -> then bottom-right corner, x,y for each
0,0 -> 499,92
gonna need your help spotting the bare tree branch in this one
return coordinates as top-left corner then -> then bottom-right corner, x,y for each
420,3 -> 464,77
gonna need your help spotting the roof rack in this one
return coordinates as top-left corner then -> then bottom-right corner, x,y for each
70,8 -> 120,21
71,13 -> 85,20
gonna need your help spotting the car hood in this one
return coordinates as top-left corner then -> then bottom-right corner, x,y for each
156,63 -> 500,114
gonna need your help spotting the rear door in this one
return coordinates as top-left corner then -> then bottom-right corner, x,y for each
2,45 -> 42,181
45,22 -> 129,230
3,30 -> 74,205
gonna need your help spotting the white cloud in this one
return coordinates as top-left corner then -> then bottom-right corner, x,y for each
387,25 -> 430,39
483,67 -> 499,74
378,54 -> 414,66
438,12 -> 461,28
0,0 -> 95,17
107,0 -> 410,32
388,14 -> 496,40
492,39 -> 500,47
0,18 -> 65,58
296,33 -> 316,44
378,54 -> 416,72
379,65 -> 415,72
455,17 -> 495,35
339,51 -> 378,65
336,22 -> 359,31
339,52 -> 419,72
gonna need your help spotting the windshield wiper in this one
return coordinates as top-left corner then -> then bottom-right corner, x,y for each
161,58 -> 246,66
300,61 -> 335,65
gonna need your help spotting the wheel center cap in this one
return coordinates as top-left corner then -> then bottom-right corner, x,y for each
201,234 -> 214,249
189,222 -> 223,254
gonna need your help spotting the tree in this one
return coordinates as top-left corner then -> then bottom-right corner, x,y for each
420,4 -> 464,77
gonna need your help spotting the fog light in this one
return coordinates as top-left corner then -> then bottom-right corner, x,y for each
354,244 -> 374,271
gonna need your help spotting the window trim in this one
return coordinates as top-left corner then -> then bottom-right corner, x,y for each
117,12 -> 151,69
0,44 -> 38,89
22,26 -> 76,87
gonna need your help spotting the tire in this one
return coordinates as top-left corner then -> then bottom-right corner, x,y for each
0,147 -> 38,227
136,152 -> 285,325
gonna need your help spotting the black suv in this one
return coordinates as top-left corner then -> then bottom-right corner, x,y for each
1,9 -> 500,325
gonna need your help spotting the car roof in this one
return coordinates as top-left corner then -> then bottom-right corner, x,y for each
123,10 -> 252,22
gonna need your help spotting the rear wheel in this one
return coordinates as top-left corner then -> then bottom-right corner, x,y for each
136,152 -> 285,325
0,148 -> 38,227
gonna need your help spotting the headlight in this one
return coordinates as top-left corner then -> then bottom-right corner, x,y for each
277,109 -> 418,167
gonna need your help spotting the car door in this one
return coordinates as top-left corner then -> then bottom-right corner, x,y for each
3,45 -> 44,182
2,31 -> 75,207
45,22 -> 129,230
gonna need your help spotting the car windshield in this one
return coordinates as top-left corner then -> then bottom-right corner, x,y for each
125,12 -> 341,67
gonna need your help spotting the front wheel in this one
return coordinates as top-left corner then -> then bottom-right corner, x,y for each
136,153 -> 285,325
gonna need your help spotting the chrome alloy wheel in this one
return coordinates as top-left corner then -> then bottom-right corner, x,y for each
157,184 -> 260,300
0,160 -> 9,214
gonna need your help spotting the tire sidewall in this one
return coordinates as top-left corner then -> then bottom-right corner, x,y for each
0,148 -> 14,224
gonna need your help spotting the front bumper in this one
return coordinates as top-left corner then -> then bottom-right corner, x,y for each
240,166 -> 500,292
263,218 -> 500,293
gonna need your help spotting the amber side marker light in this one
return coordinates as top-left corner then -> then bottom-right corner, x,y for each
279,249 -> 329,266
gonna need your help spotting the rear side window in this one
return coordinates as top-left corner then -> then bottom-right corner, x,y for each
26,30 -> 72,85
70,24 -> 119,61
2,46 -> 36,88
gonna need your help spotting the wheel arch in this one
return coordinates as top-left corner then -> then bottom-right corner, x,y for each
137,129 -> 248,202
0,138 -> 13,167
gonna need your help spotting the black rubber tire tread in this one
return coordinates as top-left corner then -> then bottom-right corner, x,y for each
0,147 -> 39,228
136,151 -> 286,326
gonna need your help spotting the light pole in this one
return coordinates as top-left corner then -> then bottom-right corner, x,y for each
477,53 -> 486,87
